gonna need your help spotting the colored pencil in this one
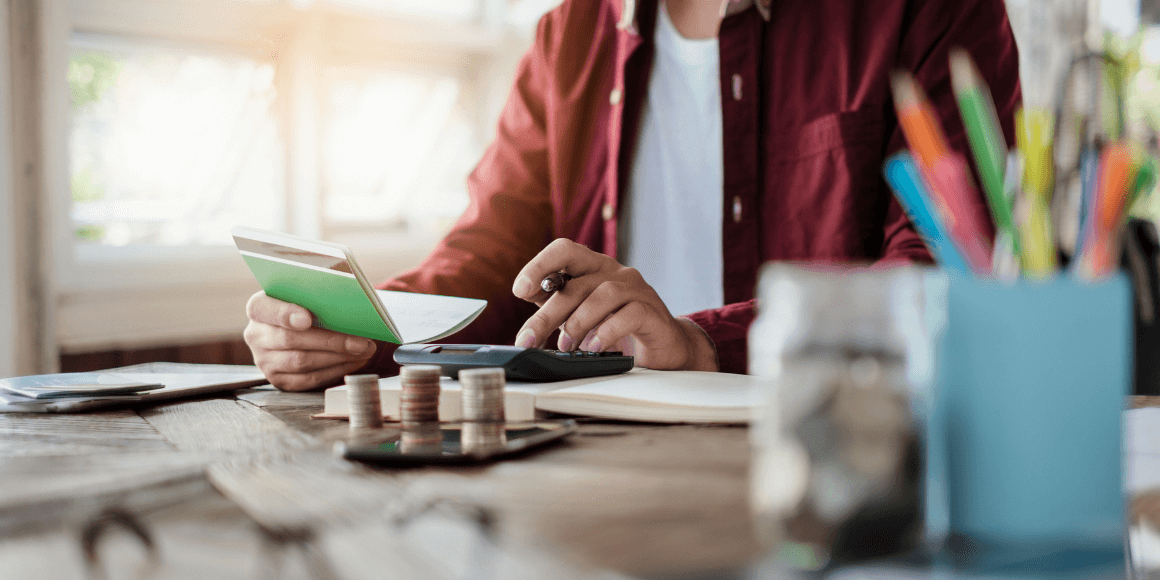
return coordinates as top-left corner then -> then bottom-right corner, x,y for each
884,152 -> 972,274
891,72 -> 952,172
950,48 -> 1017,252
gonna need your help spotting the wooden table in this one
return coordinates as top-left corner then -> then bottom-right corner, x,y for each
5,375 -> 1159,580
0,372 -> 762,579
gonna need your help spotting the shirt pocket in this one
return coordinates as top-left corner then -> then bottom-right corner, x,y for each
763,107 -> 892,260
768,108 -> 886,163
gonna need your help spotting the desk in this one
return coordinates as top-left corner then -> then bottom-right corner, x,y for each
0,365 -> 761,579
4,373 -> 1160,579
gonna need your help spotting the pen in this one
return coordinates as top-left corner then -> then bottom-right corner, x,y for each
1067,147 -> 1101,258
994,152 -> 1026,280
540,272 -> 574,293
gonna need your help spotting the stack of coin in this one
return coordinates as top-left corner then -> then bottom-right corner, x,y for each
345,374 -> 383,430
400,422 -> 444,454
461,421 -> 507,456
399,365 -> 442,423
459,368 -> 505,422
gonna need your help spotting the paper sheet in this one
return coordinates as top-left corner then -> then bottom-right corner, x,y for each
375,290 -> 487,343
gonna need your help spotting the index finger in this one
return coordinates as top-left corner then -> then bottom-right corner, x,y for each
246,291 -> 314,331
511,238 -> 608,301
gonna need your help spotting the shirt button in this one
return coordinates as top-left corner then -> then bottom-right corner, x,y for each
602,203 -> 616,221
610,88 -> 623,105
731,74 -> 743,101
732,196 -> 742,223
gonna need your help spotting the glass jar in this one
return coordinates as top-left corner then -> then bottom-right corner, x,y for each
748,264 -> 933,570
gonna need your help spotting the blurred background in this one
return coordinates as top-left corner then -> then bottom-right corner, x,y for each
0,0 -> 560,376
0,0 -> 1154,378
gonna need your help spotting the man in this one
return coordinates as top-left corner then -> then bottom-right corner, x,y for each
245,0 -> 1021,391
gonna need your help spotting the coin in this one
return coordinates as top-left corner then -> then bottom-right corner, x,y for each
400,422 -> 443,454
399,364 -> 442,423
459,367 -> 505,422
462,421 -> 507,455
345,374 -> 383,430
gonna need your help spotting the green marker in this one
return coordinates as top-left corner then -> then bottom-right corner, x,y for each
950,48 -> 1018,254
1130,155 -> 1157,205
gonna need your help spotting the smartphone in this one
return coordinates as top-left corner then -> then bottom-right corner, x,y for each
335,420 -> 579,465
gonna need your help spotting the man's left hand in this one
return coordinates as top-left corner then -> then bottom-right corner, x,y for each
511,239 -> 718,372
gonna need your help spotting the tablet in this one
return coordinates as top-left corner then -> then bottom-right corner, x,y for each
335,420 -> 578,465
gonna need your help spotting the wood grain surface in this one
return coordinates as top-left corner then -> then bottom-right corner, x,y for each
140,398 -> 317,455
6,384 -> 1152,578
0,410 -> 172,456
207,451 -> 405,531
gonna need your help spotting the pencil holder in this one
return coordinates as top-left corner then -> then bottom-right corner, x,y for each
926,273 -> 1131,567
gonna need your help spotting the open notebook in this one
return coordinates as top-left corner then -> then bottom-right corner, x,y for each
233,227 -> 487,344
319,368 -> 765,424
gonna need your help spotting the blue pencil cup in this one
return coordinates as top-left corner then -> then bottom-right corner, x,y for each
927,273 -> 1131,569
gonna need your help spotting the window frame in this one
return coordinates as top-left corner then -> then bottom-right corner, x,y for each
40,0 -> 515,353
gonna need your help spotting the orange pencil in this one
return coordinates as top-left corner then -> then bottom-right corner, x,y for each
891,72 -> 952,171
1076,142 -> 1140,278
890,70 -> 993,275
1096,143 -> 1137,232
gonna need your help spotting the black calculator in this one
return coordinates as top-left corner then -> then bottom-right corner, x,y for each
393,344 -> 634,382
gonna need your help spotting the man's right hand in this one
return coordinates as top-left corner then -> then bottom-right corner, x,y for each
243,291 -> 377,392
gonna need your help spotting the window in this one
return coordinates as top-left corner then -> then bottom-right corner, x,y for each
69,43 -> 283,247
321,66 -> 475,230
39,0 -> 561,352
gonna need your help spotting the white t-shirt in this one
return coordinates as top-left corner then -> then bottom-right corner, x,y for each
618,1 -> 724,317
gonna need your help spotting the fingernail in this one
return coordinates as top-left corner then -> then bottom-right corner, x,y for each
515,328 -> 537,348
290,312 -> 311,329
558,330 -> 574,352
587,336 -> 603,353
346,337 -> 372,354
512,275 -> 535,297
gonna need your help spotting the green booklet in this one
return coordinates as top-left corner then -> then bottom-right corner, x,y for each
232,227 -> 487,344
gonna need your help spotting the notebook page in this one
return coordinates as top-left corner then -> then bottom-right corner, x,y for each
533,370 -> 763,423
375,290 -> 487,344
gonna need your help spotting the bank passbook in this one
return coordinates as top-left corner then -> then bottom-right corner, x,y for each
394,344 -> 634,382
232,227 -> 487,344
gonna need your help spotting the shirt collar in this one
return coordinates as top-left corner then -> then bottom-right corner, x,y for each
617,0 -> 771,32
